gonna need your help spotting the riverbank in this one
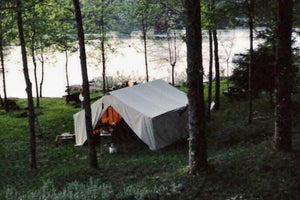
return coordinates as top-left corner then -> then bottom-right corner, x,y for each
0,84 -> 299,199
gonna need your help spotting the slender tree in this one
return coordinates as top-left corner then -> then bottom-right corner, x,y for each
274,0 -> 294,151
29,10 -> 40,108
184,0 -> 208,174
142,10 -> 149,82
16,0 -> 36,169
167,29 -> 178,86
247,0 -> 254,124
83,0 -> 116,93
49,0 -> 76,98
0,19 -> 8,112
207,30 -> 213,118
73,0 -> 98,169
136,0 -> 151,82
100,1 -> 107,93
0,4 -> 14,112
37,47 -> 44,97
212,0 -> 220,110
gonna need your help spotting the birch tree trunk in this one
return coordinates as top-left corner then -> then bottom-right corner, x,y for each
73,0 -> 99,169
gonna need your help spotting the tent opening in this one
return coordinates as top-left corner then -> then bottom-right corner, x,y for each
92,105 -> 146,149
100,106 -> 122,125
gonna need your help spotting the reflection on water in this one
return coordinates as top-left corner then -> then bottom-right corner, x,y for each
1,29 -> 262,98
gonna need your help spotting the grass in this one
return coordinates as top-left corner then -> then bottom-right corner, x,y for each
0,82 -> 299,199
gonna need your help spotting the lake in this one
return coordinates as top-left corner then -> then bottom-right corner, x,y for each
0,29 -> 272,98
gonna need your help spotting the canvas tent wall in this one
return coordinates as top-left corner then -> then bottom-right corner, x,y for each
73,79 -> 188,150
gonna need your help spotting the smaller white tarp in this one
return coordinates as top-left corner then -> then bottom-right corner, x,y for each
73,79 -> 188,150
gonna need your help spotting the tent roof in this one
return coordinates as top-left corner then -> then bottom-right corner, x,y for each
109,79 -> 188,118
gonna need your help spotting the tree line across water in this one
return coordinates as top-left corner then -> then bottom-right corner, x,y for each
0,0 -> 299,176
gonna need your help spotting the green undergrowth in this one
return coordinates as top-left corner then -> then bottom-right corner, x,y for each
0,86 -> 299,199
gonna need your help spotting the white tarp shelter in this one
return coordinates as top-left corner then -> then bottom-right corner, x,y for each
73,79 -> 188,150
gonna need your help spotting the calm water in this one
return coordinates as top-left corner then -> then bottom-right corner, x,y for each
0,29 -> 271,98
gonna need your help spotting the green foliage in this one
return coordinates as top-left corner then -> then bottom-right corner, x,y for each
231,45 -> 276,94
231,43 -> 299,94
48,0 -> 77,53
82,0 -> 118,35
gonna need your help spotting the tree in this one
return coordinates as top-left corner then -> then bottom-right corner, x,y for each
167,29 -> 178,86
83,0 -> 117,94
219,31 -> 235,90
202,0 -> 215,118
231,45 -> 276,99
16,0 -> 37,169
274,0 -> 294,151
184,0 -> 208,174
50,0 -> 76,98
0,3 -> 15,112
0,18 -> 9,112
136,0 -> 152,82
246,0 -> 254,124
35,0 -> 58,98
207,30 -> 213,118
212,0 -> 220,110
73,0 -> 98,169
21,2 -> 41,108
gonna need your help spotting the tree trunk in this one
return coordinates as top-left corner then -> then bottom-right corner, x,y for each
142,17 -> 149,82
171,64 -> 175,86
0,23 -> 8,112
65,50 -> 70,97
31,46 -> 39,108
274,0 -> 293,151
207,30 -> 213,119
167,30 -> 177,86
17,0 -> 37,170
100,3 -> 106,94
0,93 -> 3,107
39,50 -> 44,98
30,8 -> 39,108
247,0 -> 254,124
184,0 -> 208,174
213,30 -> 220,110
101,36 -> 106,94
212,0 -> 220,110
73,0 -> 98,169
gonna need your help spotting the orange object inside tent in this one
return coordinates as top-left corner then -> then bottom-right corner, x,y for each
100,106 -> 122,125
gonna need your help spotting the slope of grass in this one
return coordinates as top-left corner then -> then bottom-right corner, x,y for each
0,84 -> 299,199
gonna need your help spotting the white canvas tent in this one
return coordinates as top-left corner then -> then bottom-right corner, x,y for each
73,79 -> 188,150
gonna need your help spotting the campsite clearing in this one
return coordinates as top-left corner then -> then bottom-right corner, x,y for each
0,83 -> 299,199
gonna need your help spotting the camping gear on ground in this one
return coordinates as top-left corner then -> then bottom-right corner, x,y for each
73,79 -> 188,150
55,133 -> 75,146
